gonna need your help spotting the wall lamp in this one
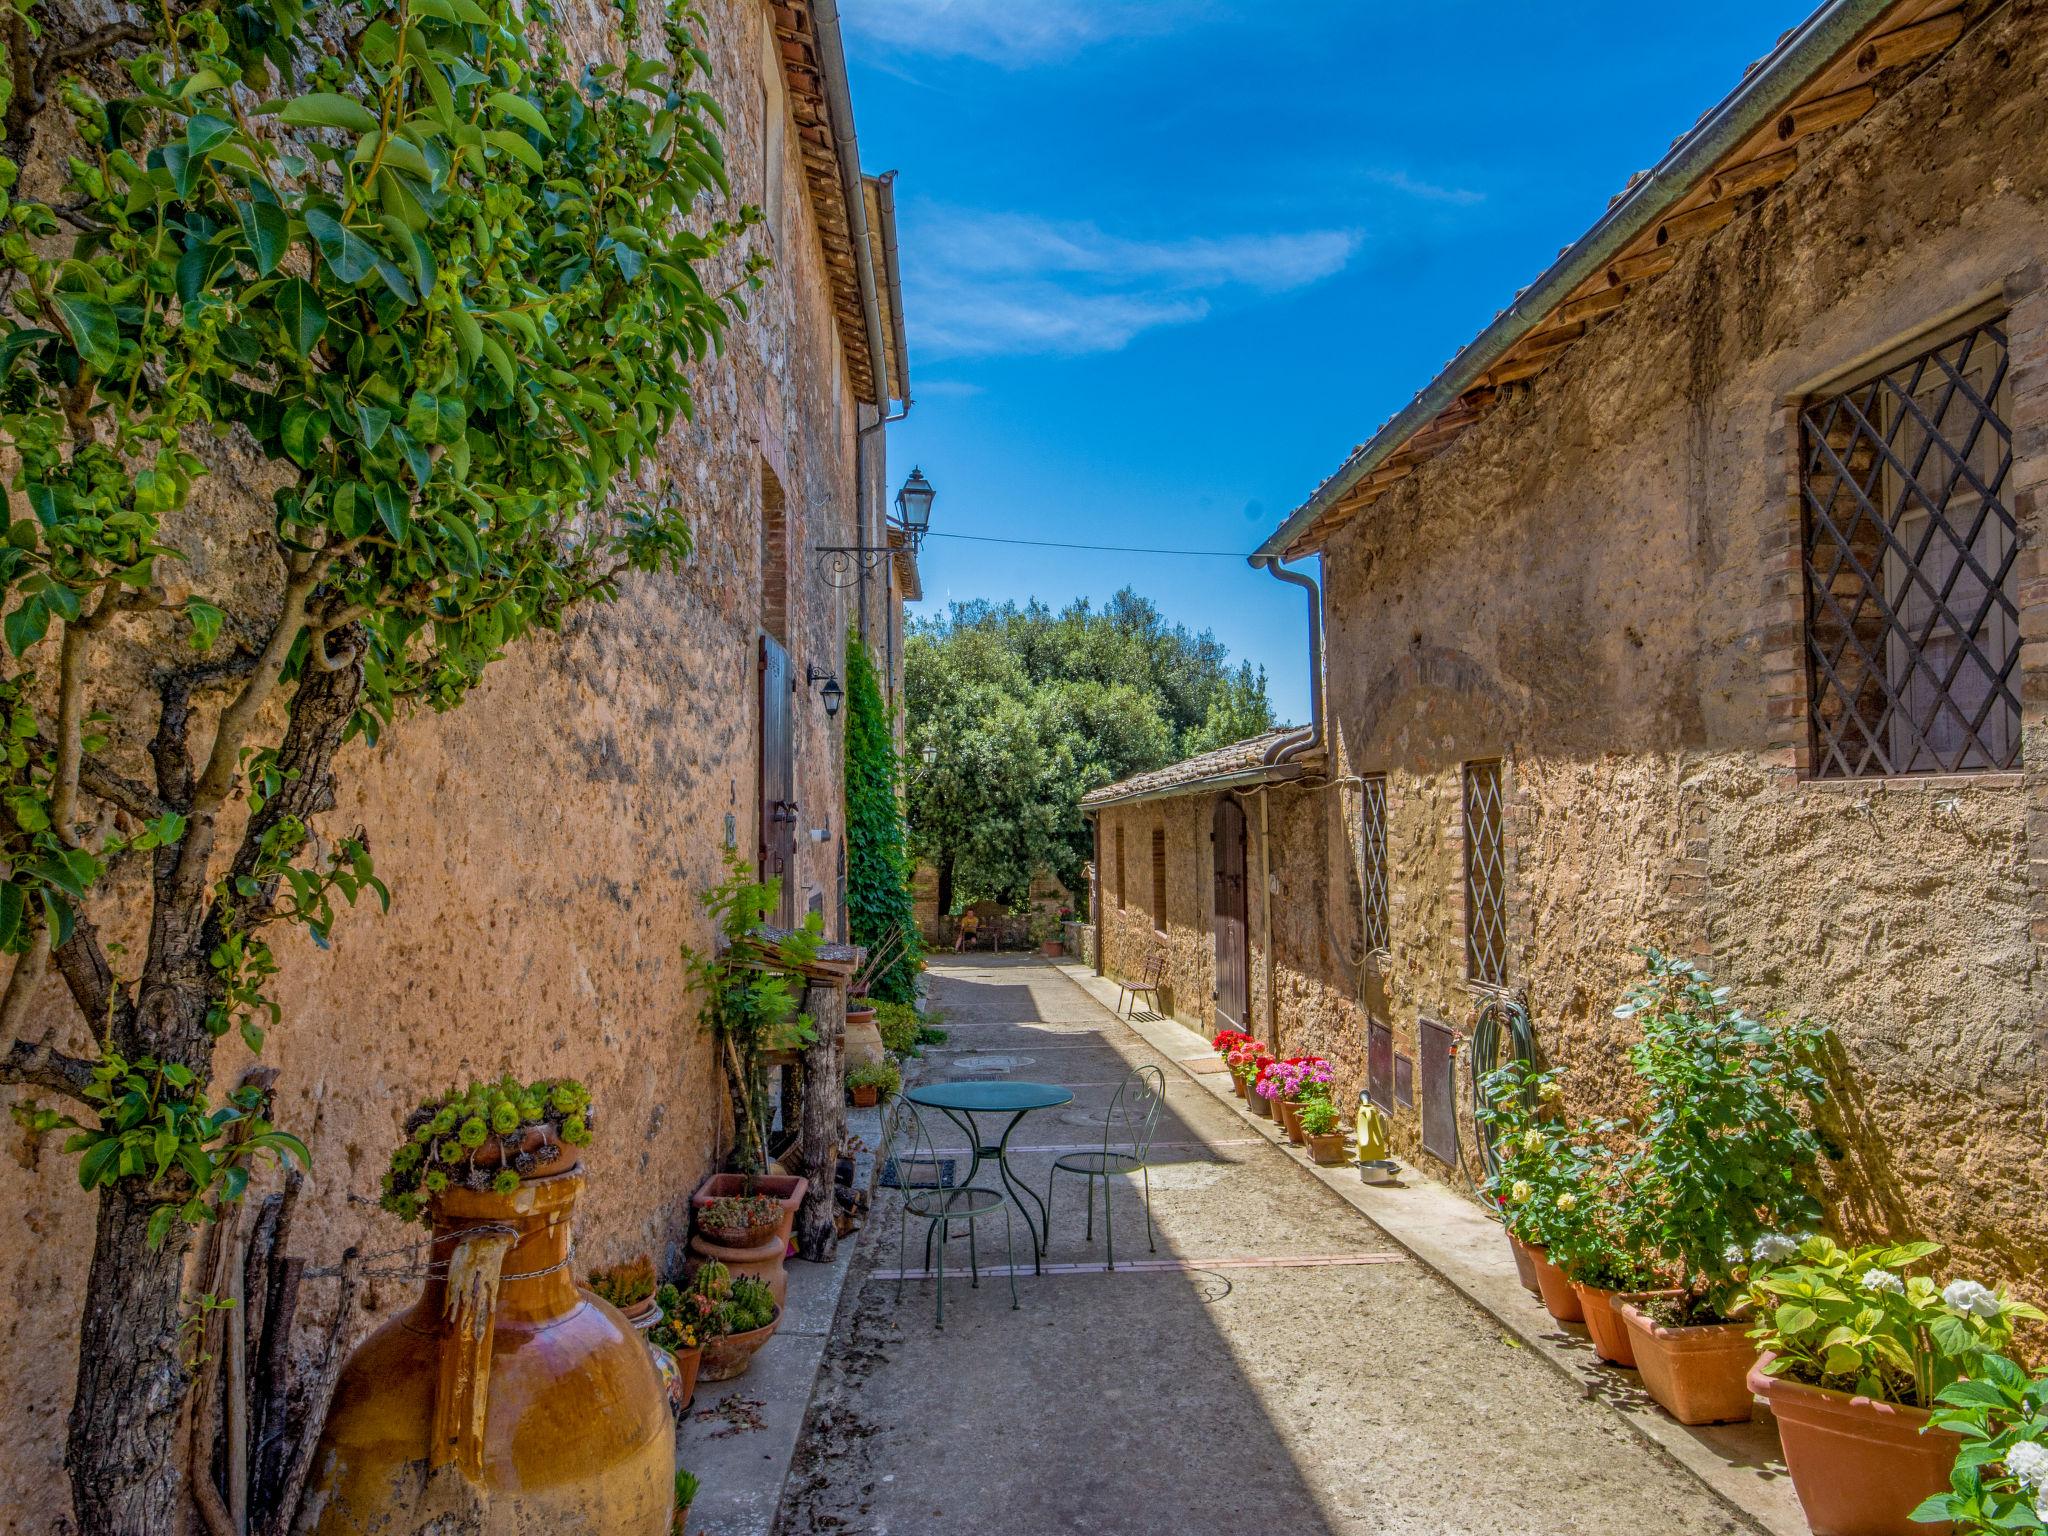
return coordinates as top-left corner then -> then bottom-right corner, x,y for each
807,663 -> 844,718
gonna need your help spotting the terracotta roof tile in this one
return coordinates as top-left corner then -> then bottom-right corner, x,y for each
1081,729 -> 1303,808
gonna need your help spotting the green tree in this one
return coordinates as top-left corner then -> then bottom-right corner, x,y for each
842,631 -> 919,1002
905,592 -> 1275,915
0,2 -> 758,1528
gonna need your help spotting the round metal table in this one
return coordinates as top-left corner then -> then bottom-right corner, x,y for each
903,1079 -> 1073,1272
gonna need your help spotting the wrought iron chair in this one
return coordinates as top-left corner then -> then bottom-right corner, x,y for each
1045,1064 -> 1165,1271
1116,948 -> 1166,1018
886,1097 -> 1019,1326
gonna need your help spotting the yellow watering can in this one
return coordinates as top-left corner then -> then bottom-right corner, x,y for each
1355,1094 -> 1398,1183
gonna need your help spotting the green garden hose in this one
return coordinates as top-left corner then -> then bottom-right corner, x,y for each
1462,992 -> 1535,1210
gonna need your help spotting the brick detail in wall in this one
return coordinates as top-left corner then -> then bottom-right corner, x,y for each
1759,400 -> 1812,785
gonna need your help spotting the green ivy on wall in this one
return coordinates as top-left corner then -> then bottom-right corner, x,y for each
843,629 -> 919,1003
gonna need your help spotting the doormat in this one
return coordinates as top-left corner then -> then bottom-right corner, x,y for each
879,1155 -> 956,1190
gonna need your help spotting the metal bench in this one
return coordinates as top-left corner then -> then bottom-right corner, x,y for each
1116,948 -> 1167,1018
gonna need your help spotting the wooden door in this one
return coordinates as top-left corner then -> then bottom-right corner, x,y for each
1212,796 -> 1248,1032
759,634 -> 796,926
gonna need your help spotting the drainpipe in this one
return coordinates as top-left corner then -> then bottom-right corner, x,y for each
1254,556 -> 1324,765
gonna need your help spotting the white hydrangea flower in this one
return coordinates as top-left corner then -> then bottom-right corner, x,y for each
1943,1279 -> 2002,1319
2004,1440 -> 2048,1490
1751,1233 -> 1798,1264
1859,1268 -> 1905,1294
1724,1244 -> 1747,1268
1509,1180 -> 1532,1204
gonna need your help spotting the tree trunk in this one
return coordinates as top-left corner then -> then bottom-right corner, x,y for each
795,981 -> 845,1262
935,857 -> 953,936
68,1183 -> 199,1536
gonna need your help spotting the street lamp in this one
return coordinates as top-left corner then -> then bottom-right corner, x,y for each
806,663 -> 844,717
920,743 -> 938,768
893,467 -> 935,549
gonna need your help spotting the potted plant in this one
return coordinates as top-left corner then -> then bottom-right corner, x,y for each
672,1470 -> 700,1536
1297,1090 -> 1347,1165
587,1255 -> 661,1325
1556,1202 -> 1669,1368
1258,1057 -> 1334,1144
1229,1041 -> 1273,1109
1908,1351 -> 2048,1536
846,1060 -> 901,1108
695,1264 -> 782,1382
696,1193 -> 785,1248
1743,1235 -> 2040,1536
650,1281 -> 713,1413
1609,950 -> 1829,1425
1476,1060 -> 1592,1318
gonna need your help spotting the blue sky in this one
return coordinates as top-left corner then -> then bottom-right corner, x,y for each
842,1 -> 1800,724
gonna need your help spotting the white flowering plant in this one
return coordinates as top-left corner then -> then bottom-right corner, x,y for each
1744,1235 -> 2042,1409
1614,949 -> 1829,1322
1910,1352 -> 2048,1533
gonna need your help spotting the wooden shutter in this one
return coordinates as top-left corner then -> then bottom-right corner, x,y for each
1211,797 -> 1248,1033
759,635 -> 796,926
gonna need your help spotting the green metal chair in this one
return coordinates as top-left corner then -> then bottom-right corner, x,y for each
887,1097 -> 1020,1326
1045,1064 -> 1165,1270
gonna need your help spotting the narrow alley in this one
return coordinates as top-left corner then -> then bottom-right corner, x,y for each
777,959 -> 1748,1536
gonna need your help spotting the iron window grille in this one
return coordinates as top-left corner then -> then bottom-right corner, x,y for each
1800,317 -> 2018,778
1462,760 -> 1507,988
1151,827 -> 1167,928
1358,774 -> 1389,955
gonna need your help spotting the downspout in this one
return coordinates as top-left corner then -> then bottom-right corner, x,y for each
1254,556 -> 1324,765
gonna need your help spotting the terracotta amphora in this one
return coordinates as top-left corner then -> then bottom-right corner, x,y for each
296,1163 -> 674,1535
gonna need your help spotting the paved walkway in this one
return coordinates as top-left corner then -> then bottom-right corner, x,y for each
776,958 -> 1750,1536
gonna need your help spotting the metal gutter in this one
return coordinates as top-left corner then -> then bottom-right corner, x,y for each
811,0 -> 890,412
1252,0 -> 1900,562
1080,761 -> 1306,814
874,170 -> 911,408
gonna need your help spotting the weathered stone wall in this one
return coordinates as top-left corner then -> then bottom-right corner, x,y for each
0,1 -> 879,1527
1102,3 -> 2048,1296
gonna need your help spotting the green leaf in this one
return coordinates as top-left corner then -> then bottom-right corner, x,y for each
354,403 -> 392,451
237,198 -> 291,276
487,91 -> 552,139
0,883 -> 24,951
484,129 -> 544,174
48,293 -> 119,372
304,209 -> 379,285
273,278 -> 329,357
145,1202 -> 179,1250
186,113 -> 236,156
184,597 -> 224,652
4,595 -> 49,656
278,93 -> 381,133
77,1138 -> 122,1190
280,403 -> 330,469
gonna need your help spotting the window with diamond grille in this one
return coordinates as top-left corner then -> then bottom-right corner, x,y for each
1358,775 -> 1389,954
1800,318 -> 2017,778
1462,760 -> 1507,988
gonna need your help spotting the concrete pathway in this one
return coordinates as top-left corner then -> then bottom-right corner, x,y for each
775,958 -> 1754,1536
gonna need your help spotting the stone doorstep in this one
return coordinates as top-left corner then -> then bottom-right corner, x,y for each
1048,961 -> 1809,1536
677,1105 -> 881,1536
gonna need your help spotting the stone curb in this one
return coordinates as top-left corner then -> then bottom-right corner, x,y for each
1046,960 -> 1807,1536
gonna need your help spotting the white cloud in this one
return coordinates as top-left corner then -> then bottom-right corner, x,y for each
844,0 -> 1181,64
1365,169 -> 1485,207
905,207 -> 1359,359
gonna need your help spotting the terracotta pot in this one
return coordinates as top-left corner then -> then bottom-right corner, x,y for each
844,1004 -> 876,1029
1525,1244 -> 1585,1323
692,1174 -> 808,1244
699,1311 -> 780,1383
1749,1354 -> 1957,1536
670,1344 -> 702,1414
688,1229 -> 788,1312
850,1083 -> 880,1108
1507,1232 -> 1543,1297
1230,1074 -> 1248,1100
1574,1283 -> 1676,1368
1248,1091 -> 1272,1119
302,1164 -> 674,1535
696,1212 -> 780,1248
1305,1130 -> 1347,1165
1277,1097 -> 1306,1145
1619,1299 -> 1757,1424
1041,940 -> 1063,957
470,1121 -> 565,1171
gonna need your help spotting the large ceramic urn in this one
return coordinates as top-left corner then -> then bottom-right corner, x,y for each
297,1163 -> 674,1535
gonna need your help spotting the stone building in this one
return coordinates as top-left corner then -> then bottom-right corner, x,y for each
0,1 -> 910,1527
1088,0 -> 2047,1298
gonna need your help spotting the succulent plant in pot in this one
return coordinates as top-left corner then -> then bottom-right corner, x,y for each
379,1074 -> 594,1225
586,1255 -> 660,1322
697,1193 -> 785,1247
